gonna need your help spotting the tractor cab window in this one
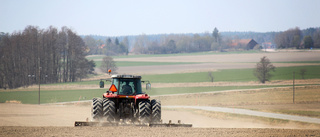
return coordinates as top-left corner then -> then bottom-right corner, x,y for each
113,78 -> 142,95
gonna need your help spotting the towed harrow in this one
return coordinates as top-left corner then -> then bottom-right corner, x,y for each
75,120 -> 192,127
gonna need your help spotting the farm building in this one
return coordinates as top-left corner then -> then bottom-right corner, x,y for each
229,39 -> 258,50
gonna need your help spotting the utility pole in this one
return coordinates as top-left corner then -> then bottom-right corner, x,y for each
38,58 -> 41,105
293,71 -> 295,104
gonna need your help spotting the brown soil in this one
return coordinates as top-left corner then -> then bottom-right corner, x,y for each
0,103 -> 296,128
1,94 -> 320,136
1,127 -> 319,137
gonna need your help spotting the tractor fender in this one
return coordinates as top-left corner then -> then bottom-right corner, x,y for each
135,94 -> 150,105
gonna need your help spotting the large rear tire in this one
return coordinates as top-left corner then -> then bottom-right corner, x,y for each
103,98 -> 116,122
138,100 -> 151,123
151,99 -> 161,123
92,97 -> 103,121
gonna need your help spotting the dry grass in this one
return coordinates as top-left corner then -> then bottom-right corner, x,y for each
159,86 -> 320,128
154,85 -> 320,117
155,86 -> 320,106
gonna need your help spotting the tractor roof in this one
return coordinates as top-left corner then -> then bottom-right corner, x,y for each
111,74 -> 141,79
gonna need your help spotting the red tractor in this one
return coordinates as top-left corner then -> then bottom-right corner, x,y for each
92,74 -> 161,124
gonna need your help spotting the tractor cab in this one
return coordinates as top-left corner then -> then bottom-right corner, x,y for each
100,74 -> 151,95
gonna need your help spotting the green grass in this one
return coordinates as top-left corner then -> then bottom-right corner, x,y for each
271,65 -> 320,80
30,65 -> 320,87
0,89 -> 106,104
0,85 -> 286,104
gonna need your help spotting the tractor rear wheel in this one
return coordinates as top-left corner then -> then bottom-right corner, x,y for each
92,97 -> 103,121
138,100 -> 151,123
151,99 -> 161,123
103,98 -> 116,122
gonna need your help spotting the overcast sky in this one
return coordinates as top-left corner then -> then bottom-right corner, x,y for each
1,0 -> 320,36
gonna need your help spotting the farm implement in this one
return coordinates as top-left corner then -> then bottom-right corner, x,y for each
74,73 -> 192,127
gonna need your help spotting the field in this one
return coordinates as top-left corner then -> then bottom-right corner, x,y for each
1,51 -> 320,136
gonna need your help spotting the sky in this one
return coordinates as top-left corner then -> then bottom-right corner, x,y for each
1,0 -> 320,36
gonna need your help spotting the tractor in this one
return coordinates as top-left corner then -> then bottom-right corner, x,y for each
91,74 -> 161,124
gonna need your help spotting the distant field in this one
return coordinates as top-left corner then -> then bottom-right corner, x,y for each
86,50 -> 260,60
2,64 -> 318,104
6,65 -> 319,89
0,85 -> 288,104
2,51 -> 320,104
141,65 -> 320,83
25,65 -> 320,87
95,61 -> 198,68
0,89 -> 106,104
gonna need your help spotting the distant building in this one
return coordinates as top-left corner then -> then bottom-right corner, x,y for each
229,39 -> 258,50
261,42 -> 276,49
99,44 -> 105,49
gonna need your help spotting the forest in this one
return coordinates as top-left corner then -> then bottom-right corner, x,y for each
0,26 -> 95,89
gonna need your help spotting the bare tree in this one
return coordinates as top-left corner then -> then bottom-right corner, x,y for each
254,56 -> 275,84
274,27 -> 302,49
100,56 -> 117,74
300,69 -> 307,79
0,26 -> 94,88
208,71 -> 214,82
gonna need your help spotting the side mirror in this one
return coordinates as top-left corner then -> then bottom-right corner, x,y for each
99,81 -> 104,88
146,83 -> 151,90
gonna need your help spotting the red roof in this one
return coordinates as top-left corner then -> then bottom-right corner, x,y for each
99,44 -> 105,49
229,39 -> 253,47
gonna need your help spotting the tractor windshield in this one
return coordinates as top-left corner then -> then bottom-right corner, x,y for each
112,78 -> 142,95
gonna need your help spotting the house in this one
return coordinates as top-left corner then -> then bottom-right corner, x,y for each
229,39 -> 258,50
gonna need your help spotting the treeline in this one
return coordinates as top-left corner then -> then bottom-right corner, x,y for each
83,36 -> 129,56
132,31 -> 222,54
0,26 -> 95,89
83,27 -> 320,56
275,27 -> 320,49
84,28 -> 226,55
